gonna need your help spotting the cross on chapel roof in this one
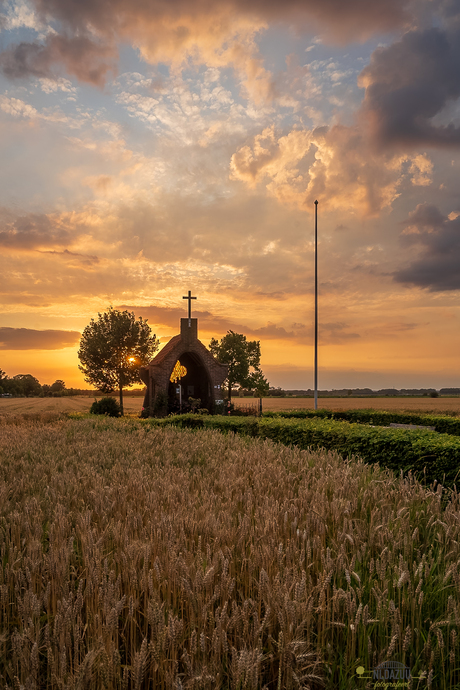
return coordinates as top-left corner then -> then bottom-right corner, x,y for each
182,290 -> 197,324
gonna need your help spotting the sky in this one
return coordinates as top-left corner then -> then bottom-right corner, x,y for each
0,0 -> 460,390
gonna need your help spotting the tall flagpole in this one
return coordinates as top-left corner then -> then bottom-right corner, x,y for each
314,200 -> 318,411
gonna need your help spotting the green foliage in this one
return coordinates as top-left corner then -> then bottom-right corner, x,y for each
148,414 -> 460,489
152,391 -> 168,417
213,399 -> 232,415
250,369 -> 270,397
209,330 -> 268,400
263,407 -> 460,436
188,396 -> 202,413
89,397 -> 121,417
78,307 -> 158,413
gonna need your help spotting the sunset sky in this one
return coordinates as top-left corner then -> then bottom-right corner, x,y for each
1,0 -> 460,390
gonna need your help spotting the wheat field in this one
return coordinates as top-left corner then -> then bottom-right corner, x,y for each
1,395 -> 460,418
234,397 -> 460,415
0,396 -> 143,416
1,415 -> 459,689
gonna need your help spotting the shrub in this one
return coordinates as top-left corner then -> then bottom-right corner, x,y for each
153,391 -> 168,417
89,396 -> 121,417
213,399 -> 233,415
263,408 -> 460,436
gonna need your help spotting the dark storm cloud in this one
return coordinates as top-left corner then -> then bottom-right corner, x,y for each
0,327 -> 80,350
0,34 -> 116,86
360,25 -> 460,148
394,204 -> 460,290
0,0 -> 414,86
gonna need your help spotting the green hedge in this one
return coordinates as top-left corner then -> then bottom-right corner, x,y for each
146,414 -> 460,489
262,408 -> 460,436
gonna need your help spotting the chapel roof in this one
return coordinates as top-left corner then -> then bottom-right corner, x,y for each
149,334 -> 182,366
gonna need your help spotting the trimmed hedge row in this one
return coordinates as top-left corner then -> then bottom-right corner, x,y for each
146,414 -> 460,488
262,408 -> 460,436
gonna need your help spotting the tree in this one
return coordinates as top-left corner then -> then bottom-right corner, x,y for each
50,379 -> 66,393
250,370 -> 270,397
11,374 -> 42,397
0,369 -> 6,394
209,330 -> 268,403
78,308 -> 158,415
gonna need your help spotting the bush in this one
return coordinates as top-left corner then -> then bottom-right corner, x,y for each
90,397 -> 121,417
213,400 -> 233,415
263,408 -> 460,436
152,391 -> 168,417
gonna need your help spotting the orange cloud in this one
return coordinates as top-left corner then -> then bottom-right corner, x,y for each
0,327 -> 80,350
1,0 -> 415,103
231,124 -> 434,216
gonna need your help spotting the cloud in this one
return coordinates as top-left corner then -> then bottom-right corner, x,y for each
230,124 -> 425,216
28,0 -> 413,46
38,249 -> 100,267
251,322 -> 296,338
0,95 -> 38,119
359,25 -> 460,149
409,154 -> 433,186
118,304 -> 301,341
321,322 -> 360,342
0,211 -> 74,250
38,77 -> 77,94
0,0 -> 415,99
3,0 -> 44,31
0,327 -> 80,350
0,34 -> 117,86
394,203 -> 460,290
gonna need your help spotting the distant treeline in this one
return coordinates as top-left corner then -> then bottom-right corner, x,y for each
237,387 -> 457,397
0,370 -> 146,398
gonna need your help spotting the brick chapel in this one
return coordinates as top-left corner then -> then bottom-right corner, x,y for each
139,292 -> 228,415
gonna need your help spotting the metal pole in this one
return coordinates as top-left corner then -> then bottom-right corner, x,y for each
314,200 -> 318,411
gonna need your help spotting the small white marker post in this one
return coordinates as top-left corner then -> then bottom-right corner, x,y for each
314,200 -> 318,411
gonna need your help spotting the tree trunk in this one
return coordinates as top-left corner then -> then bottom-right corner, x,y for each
227,379 -> 232,415
119,375 -> 124,416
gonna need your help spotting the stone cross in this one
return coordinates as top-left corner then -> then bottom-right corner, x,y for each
183,290 -> 197,325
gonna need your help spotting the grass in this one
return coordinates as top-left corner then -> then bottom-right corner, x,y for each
1,414 -> 460,688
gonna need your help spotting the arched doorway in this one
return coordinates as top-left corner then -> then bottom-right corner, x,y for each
168,352 -> 212,413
